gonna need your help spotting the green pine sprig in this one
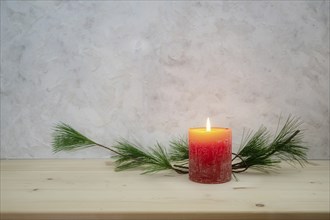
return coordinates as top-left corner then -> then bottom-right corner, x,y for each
52,123 -> 96,152
232,115 -> 308,173
169,137 -> 189,162
112,140 -> 188,174
52,122 -> 121,155
51,116 -> 309,174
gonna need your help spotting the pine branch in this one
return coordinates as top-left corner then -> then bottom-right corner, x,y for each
232,115 -> 308,173
112,140 -> 188,174
52,115 -> 309,175
52,123 -> 121,155
51,124 -> 188,174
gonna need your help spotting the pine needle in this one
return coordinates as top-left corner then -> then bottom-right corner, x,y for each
111,140 -> 153,171
52,123 -> 97,153
169,137 -> 189,162
143,143 -> 173,174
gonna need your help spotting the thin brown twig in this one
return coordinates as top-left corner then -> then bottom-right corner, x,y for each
95,143 -> 125,156
232,153 -> 249,173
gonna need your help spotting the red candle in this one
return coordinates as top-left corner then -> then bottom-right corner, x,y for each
189,118 -> 232,184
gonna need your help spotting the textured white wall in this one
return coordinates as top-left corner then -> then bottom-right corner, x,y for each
1,1 -> 329,159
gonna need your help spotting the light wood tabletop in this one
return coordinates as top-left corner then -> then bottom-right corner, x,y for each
0,159 -> 329,220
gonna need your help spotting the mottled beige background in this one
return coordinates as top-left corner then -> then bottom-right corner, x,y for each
1,1 -> 329,159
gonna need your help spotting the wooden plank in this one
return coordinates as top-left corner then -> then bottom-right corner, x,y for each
1,159 -> 329,220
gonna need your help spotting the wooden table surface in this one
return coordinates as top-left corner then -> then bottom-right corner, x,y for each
0,159 -> 329,220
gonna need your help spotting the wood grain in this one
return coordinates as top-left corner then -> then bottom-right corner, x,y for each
1,159 -> 329,220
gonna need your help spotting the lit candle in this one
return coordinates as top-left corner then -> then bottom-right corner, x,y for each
189,118 -> 232,184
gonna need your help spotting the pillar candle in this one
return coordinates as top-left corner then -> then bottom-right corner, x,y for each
189,118 -> 232,184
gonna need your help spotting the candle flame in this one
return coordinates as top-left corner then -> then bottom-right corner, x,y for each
206,117 -> 211,132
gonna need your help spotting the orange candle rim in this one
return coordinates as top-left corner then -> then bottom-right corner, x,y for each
189,127 -> 231,130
